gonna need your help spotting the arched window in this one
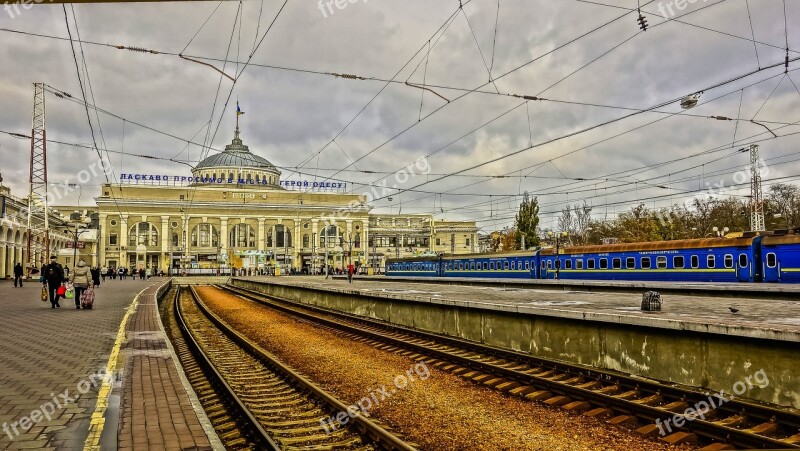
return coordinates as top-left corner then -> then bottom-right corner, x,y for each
353,232 -> 361,249
303,234 -> 309,248
129,222 -> 159,246
320,225 -> 340,247
230,224 -> 256,248
268,225 -> 292,248
191,224 -> 219,248
172,233 -> 179,247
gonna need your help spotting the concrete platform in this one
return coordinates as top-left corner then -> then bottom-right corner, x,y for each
240,276 -> 800,342
344,275 -> 800,299
0,278 -> 219,451
231,276 -> 800,409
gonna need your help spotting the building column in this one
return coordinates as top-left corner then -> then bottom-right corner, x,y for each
161,216 -> 169,272
98,213 -> 107,267
311,219 -> 319,272
220,217 -> 229,265
362,221 -> 369,268
345,220 -> 353,266
272,220 -> 279,263
182,215 -> 190,270
293,220 -> 301,269
0,241 -> 6,279
119,215 -> 129,268
257,218 -> 266,252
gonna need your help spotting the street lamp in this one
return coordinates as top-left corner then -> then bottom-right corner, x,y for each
68,211 -> 91,272
546,230 -> 568,280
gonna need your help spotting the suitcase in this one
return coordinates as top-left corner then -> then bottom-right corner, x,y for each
81,289 -> 95,309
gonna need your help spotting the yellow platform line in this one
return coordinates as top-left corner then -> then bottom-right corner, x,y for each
82,287 -> 145,451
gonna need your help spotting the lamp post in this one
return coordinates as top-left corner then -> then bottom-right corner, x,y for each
311,232 -> 316,275
546,230 -> 568,280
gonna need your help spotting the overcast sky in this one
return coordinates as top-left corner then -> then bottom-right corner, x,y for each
1,0 -> 799,231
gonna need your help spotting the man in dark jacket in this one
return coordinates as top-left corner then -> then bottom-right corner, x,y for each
42,256 -> 64,308
13,263 -> 24,287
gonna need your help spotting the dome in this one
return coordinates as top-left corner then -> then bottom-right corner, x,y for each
195,129 -> 278,171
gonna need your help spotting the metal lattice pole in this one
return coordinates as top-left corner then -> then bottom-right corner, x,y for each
26,82 -> 49,276
749,144 -> 765,231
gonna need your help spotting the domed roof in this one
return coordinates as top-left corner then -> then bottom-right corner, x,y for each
194,128 -> 278,172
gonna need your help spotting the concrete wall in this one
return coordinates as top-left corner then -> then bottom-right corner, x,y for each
231,279 -> 799,409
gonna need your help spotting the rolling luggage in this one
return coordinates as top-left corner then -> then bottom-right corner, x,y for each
81,288 -> 95,309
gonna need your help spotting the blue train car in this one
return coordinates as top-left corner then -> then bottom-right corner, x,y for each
760,232 -> 800,283
385,255 -> 441,277
440,251 -> 538,279
538,235 -> 763,283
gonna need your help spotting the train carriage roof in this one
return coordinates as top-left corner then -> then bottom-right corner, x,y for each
761,231 -> 800,246
539,236 -> 759,256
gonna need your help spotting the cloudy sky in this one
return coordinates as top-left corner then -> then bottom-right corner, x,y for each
1,0 -> 799,231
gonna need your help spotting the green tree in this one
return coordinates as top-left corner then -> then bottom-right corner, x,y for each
515,193 -> 540,249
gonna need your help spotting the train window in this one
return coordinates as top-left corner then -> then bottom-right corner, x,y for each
674,256 -> 684,269
565,260 -> 573,270
691,255 -> 699,269
547,260 -> 553,269
457,262 -> 462,270
626,257 -> 635,269
739,254 -> 748,268
511,262 -> 516,270
484,262 -> 488,270
707,255 -> 715,268
657,256 -> 667,269
767,253 -> 777,268
541,261 -> 546,270
587,259 -> 595,269
525,261 -> 530,270
599,259 -> 608,269
724,255 -> 733,269
641,257 -> 651,269
612,258 -> 621,269
471,262 -> 476,270
576,259 -> 584,270
504,261 -> 509,270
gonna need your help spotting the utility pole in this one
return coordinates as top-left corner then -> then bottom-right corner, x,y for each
749,144 -> 765,231
26,82 -> 49,277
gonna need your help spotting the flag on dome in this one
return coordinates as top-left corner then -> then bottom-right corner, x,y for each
237,102 -> 244,116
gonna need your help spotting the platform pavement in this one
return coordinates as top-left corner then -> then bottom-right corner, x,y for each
237,275 -> 800,342
0,278 -> 219,451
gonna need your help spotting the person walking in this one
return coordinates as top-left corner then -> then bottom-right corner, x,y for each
118,267 -> 124,280
70,260 -> 91,309
100,266 -> 107,282
347,263 -> 354,284
145,267 -> 152,280
13,263 -> 24,287
42,256 -> 64,308
139,268 -> 145,280
90,266 -> 101,288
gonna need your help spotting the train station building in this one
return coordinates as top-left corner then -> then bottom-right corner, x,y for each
2,126 -> 478,276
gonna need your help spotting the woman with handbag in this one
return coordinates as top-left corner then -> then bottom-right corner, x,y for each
70,260 -> 92,310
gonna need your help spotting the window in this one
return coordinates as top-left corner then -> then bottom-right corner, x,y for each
459,262 -> 464,270
466,238 -> 470,246
565,260 -> 573,270
303,234 -> 310,248
525,261 -> 530,270
230,224 -> 257,248
612,258 -> 621,269
657,256 -> 667,269
470,262 -> 475,270
738,254 -> 748,268
504,261 -> 509,270
319,225 -> 338,247
641,257 -> 651,269
435,238 -> 441,246
626,257 -> 635,269
599,258 -> 608,269
587,259 -> 595,269
109,233 -> 118,245
707,255 -> 716,268
556,259 -> 562,269
511,262 -> 516,270
191,223 -> 219,248
674,256 -> 685,269
767,253 -> 777,268
483,262 -> 488,270
129,222 -> 159,247
724,254 -> 733,269
172,233 -> 179,247
110,219 -> 118,226
547,260 -> 553,269
576,259 -> 584,270
691,255 -> 699,269
490,262 -> 495,270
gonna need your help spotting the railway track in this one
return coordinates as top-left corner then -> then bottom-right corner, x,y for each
173,285 -> 416,451
218,283 -> 800,451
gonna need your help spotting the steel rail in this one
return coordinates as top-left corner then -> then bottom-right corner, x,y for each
220,283 -> 800,450
187,285 -> 417,451
173,287 -> 280,450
